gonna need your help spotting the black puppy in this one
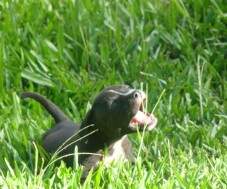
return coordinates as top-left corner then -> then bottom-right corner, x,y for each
21,85 -> 157,175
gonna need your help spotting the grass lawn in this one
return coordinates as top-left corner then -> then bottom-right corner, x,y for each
0,0 -> 226,188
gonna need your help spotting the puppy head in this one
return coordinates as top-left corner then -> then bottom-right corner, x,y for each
82,85 -> 157,141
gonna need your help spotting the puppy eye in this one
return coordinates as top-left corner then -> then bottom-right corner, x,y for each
133,92 -> 140,99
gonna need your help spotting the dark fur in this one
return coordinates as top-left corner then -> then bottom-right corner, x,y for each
21,85 -> 144,172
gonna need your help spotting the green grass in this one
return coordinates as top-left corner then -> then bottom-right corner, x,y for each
0,0 -> 226,188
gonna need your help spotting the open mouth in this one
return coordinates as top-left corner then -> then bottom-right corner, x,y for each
129,99 -> 157,131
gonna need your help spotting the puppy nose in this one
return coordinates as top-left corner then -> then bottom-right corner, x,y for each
133,90 -> 146,100
133,91 -> 140,98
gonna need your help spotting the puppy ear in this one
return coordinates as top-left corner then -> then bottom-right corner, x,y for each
81,109 -> 95,128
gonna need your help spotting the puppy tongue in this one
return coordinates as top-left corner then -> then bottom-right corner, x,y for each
131,111 -> 157,129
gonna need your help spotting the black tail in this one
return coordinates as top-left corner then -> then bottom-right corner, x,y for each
21,92 -> 69,123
